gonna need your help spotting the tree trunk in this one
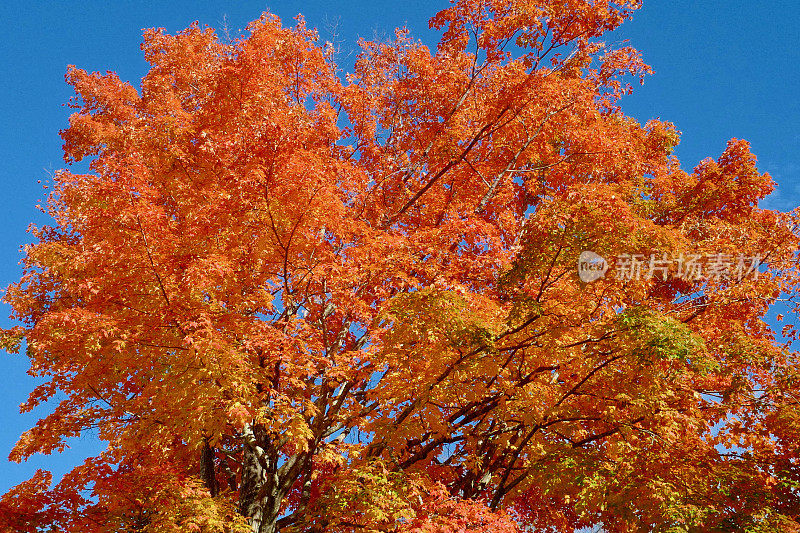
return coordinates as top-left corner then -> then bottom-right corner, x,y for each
238,424 -> 284,533
201,439 -> 218,498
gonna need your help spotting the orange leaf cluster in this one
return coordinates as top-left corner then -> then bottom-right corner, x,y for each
3,2 -> 800,532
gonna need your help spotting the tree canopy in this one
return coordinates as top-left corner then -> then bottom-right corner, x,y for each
2,1 -> 800,532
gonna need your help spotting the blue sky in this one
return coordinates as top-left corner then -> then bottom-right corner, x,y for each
0,1 -> 797,495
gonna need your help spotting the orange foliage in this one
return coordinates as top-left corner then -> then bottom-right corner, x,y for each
3,2 -> 800,532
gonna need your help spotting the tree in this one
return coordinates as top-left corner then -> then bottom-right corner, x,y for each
3,1 -> 800,531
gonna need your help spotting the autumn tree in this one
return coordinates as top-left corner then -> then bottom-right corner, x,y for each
3,1 -> 800,532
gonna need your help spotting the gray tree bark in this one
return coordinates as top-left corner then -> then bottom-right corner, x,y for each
238,424 -> 289,533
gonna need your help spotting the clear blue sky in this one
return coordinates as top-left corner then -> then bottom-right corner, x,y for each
0,1 -> 797,495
